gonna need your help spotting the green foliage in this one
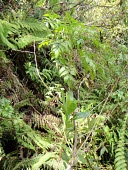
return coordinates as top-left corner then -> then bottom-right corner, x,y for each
114,113 -> 128,170
0,98 -> 55,169
0,0 -> 128,169
0,19 -> 17,49
62,91 -> 77,116
0,13 -> 49,49
0,98 -> 14,118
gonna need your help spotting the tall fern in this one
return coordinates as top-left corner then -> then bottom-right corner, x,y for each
114,113 -> 128,170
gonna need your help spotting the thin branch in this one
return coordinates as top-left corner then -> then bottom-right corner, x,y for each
77,78 -> 85,101
33,41 -> 49,89
0,49 -> 34,54
55,147 -> 63,170
67,120 -> 78,170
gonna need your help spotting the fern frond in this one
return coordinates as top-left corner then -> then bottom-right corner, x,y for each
4,155 -> 31,170
32,113 -> 62,134
14,17 -> 50,49
17,18 -> 48,33
45,158 -> 67,170
114,113 -> 128,170
0,20 -> 16,49
14,119 -> 53,150
12,152 -> 60,170
0,16 -> 50,50
31,152 -> 57,170
14,99 -> 32,110
1,151 -> 19,170
16,34 -> 44,49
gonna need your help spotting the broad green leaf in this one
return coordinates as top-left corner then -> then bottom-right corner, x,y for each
70,67 -> 77,76
100,146 -> 107,157
32,152 -> 56,169
59,67 -> 68,77
62,91 -> 77,116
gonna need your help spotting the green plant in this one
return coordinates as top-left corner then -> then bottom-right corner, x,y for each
0,1 -> 128,169
0,12 -> 49,50
0,98 -> 58,169
114,113 -> 128,170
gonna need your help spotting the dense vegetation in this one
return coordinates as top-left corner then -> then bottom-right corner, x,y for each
0,0 -> 128,169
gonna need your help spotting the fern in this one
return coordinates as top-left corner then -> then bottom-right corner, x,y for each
12,117 -> 53,151
13,99 -> 32,110
16,35 -> 43,49
0,14 -> 50,49
10,152 -> 66,170
0,98 -> 56,169
18,18 -> 48,34
44,158 -> 67,170
29,113 -> 62,138
2,152 -> 19,170
31,152 -> 57,170
0,19 -> 17,49
114,113 -> 128,170
13,17 -> 50,49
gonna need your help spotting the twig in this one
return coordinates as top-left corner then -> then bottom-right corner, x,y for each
33,41 -> 49,89
66,115 -> 78,170
0,49 -> 34,54
55,147 -> 63,170
77,78 -> 85,101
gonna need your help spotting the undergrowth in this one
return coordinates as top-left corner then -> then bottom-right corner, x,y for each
0,1 -> 128,169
